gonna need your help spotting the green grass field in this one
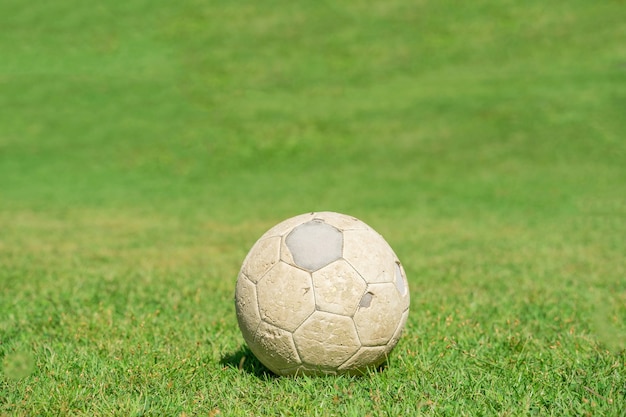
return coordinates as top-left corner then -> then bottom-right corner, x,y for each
1,0 -> 625,415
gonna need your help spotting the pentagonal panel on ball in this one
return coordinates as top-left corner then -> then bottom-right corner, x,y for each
284,220 -> 343,271
353,283 -> 406,346
312,260 -> 367,316
292,311 -> 361,369
241,236 -> 282,283
394,262 -> 410,311
256,262 -> 315,332
343,229 -> 396,284
251,321 -> 301,373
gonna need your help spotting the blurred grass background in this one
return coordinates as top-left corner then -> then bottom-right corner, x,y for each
1,0 -> 625,415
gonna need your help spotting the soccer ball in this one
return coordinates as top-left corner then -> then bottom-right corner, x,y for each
235,211 -> 409,376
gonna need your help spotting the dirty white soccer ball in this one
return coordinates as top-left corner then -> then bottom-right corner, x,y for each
235,211 -> 410,376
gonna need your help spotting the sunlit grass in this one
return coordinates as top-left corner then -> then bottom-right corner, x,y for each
1,0 -> 625,415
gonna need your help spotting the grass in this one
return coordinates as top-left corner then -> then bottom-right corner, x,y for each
1,0 -> 625,415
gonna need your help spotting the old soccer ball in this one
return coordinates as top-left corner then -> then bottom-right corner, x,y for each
235,211 -> 409,376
